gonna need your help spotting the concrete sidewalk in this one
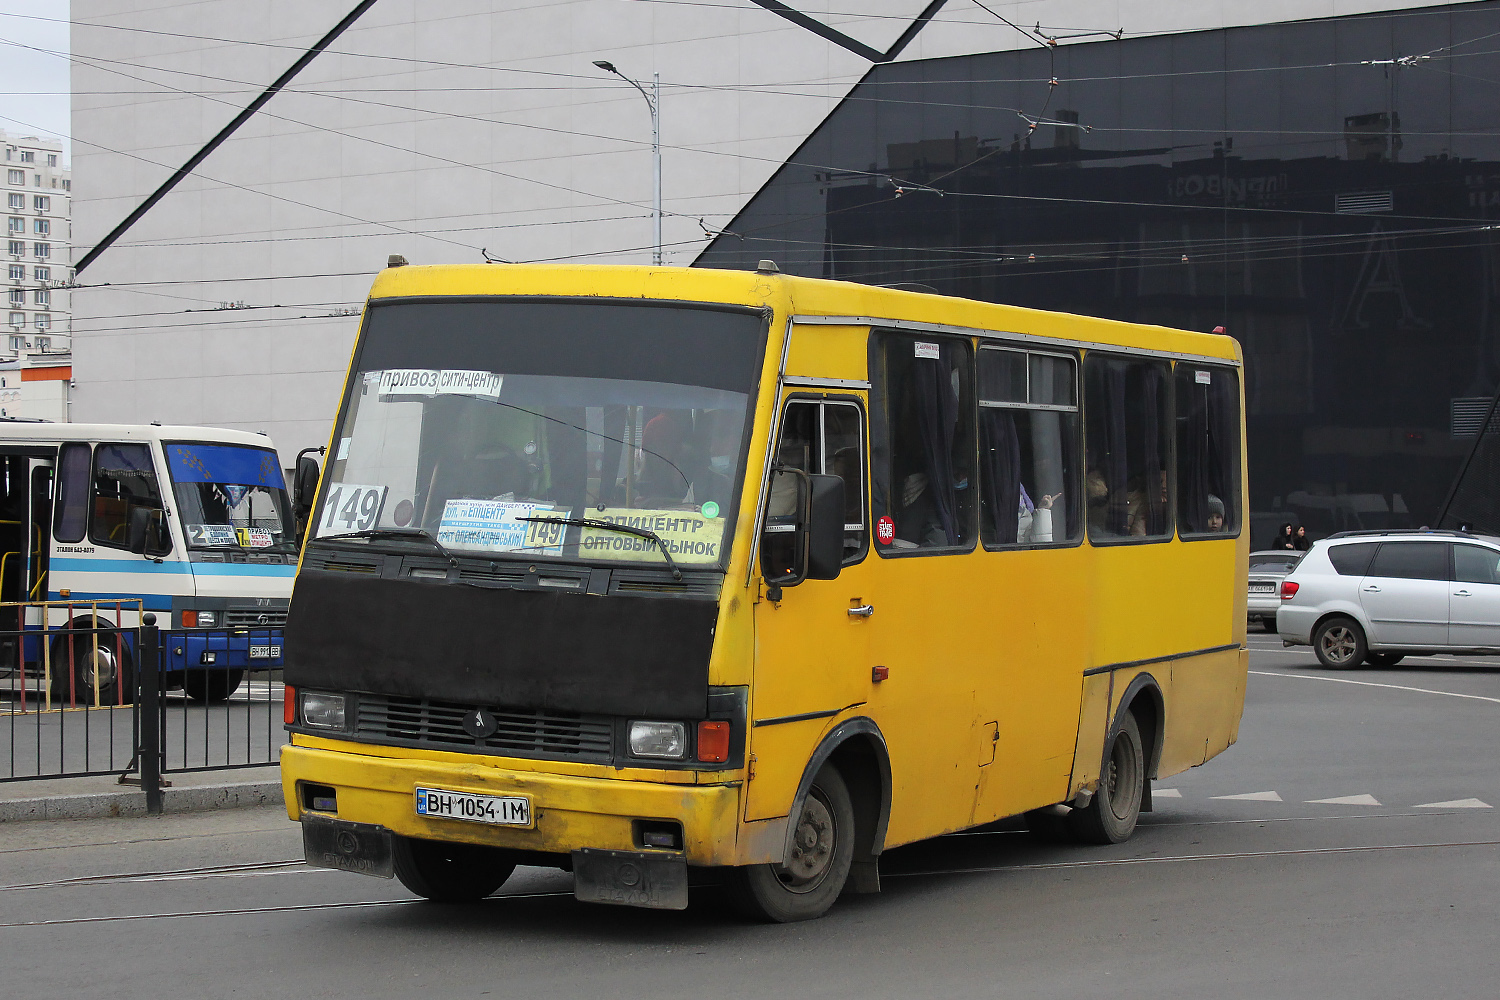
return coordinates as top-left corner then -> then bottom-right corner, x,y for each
0,765 -> 283,822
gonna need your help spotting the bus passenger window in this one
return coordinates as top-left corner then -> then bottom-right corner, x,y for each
91,443 -> 168,552
1083,355 -> 1170,542
771,399 -> 867,561
978,348 -> 1080,547
53,442 -> 90,543
874,334 -> 975,553
1176,365 -> 1240,537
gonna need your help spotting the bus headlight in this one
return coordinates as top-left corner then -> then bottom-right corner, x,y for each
300,691 -> 347,730
628,721 -> 686,759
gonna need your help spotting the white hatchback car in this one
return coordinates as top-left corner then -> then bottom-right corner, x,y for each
1277,530 -> 1500,668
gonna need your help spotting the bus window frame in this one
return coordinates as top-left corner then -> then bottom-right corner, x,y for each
1174,361 -> 1243,542
1081,349 -> 1177,548
772,393 -> 870,568
88,440 -> 170,555
976,342 -> 1085,553
52,440 -> 91,544
869,328 -> 979,560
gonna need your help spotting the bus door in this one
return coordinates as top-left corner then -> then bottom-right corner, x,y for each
746,395 -> 873,821
0,448 -> 54,658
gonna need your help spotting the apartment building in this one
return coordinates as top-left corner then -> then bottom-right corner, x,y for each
2,130 -> 69,362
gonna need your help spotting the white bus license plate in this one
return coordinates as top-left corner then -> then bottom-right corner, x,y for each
416,787 -> 531,827
249,644 -> 282,659
1249,584 -> 1276,594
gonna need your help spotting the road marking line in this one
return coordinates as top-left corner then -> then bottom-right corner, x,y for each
0,887 -> 575,927
1306,794 -> 1381,806
1154,788 -> 1182,798
1211,790 -> 1283,802
1248,670 -> 1500,705
890,840 -> 1500,880
1414,798 -> 1492,809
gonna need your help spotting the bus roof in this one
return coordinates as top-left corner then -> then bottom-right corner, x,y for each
0,421 -> 279,449
365,263 -> 1240,363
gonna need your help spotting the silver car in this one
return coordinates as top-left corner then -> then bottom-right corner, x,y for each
1248,550 -> 1303,630
1276,529 -> 1500,668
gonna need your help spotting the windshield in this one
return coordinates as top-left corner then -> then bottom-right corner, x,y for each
316,299 -> 767,570
166,442 -> 296,553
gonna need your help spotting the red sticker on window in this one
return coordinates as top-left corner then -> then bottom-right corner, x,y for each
876,516 -> 895,545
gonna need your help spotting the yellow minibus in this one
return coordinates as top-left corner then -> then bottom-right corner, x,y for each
281,260 -> 1247,921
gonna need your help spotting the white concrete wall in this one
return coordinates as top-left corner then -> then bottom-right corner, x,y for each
70,0 -> 1447,465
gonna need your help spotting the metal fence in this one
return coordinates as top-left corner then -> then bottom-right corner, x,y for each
1,604 -> 287,810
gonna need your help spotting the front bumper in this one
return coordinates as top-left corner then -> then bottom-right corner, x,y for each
281,743 -> 747,867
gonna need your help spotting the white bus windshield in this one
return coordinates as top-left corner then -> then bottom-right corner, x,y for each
165,442 -> 296,553
317,300 -> 767,570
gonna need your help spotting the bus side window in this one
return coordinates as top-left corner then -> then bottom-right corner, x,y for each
978,348 -> 1081,547
53,442 -> 90,543
1176,365 -> 1240,537
771,399 -> 867,563
1084,354 -> 1171,542
874,334 -> 976,553
90,443 -> 169,553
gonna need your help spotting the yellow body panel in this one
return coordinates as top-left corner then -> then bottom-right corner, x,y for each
288,264 -> 1247,869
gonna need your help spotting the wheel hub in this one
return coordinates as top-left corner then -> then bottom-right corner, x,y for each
777,791 -> 836,891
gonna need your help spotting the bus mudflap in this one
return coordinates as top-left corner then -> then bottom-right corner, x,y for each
572,848 -> 688,911
302,816 -> 395,879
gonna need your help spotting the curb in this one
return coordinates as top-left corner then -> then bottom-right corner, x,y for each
0,780 -> 284,823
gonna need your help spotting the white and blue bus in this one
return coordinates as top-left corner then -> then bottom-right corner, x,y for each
0,421 -> 297,703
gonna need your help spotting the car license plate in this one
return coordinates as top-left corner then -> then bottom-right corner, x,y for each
1249,584 -> 1276,594
249,644 -> 282,659
415,787 -> 531,827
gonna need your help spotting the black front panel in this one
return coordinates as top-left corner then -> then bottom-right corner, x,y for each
284,570 -> 717,718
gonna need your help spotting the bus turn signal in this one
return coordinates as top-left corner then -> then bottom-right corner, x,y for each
696,721 -> 729,763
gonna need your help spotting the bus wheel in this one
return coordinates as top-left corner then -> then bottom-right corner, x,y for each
183,668 -> 245,704
726,765 -> 854,922
1069,712 -> 1144,845
47,623 -> 135,706
392,835 -> 516,902
1313,616 -> 1366,670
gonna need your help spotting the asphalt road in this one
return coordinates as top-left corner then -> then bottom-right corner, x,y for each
1,637 -> 1496,999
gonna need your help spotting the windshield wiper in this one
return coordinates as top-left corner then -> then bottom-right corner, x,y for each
517,516 -> 682,581
320,527 -> 458,568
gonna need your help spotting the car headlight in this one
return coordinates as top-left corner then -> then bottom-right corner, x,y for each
628,720 -> 686,759
300,691 -> 347,730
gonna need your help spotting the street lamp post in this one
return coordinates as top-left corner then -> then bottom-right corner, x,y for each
593,60 -> 662,266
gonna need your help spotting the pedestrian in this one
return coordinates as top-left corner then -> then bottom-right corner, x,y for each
1276,522 -> 1295,550
1293,524 -> 1311,551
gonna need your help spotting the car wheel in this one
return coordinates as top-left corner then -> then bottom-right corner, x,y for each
1263,617 -> 1280,633
183,668 -> 245,704
1313,616 -> 1367,669
1364,652 -> 1405,668
392,836 -> 516,902
47,621 -> 134,706
725,765 -> 855,922
1068,712 -> 1145,845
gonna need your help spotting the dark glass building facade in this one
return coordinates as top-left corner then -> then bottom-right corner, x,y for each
699,2 -> 1500,547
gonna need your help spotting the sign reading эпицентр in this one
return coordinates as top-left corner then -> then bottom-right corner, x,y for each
581,509 -> 723,565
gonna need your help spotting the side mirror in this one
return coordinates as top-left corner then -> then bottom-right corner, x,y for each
761,468 -> 845,592
805,474 -> 844,581
294,455 -> 321,509
127,506 -> 150,554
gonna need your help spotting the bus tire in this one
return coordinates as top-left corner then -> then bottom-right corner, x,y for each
1069,712 -> 1144,845
725,764 -> 855,923
183,668 -> 245,704
1313,616 -> 1366,670
47,623 -> 134,706
392,835 -> 516,902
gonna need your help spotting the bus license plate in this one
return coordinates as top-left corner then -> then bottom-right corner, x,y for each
249,644 -> 282,659
415,787 -> 531,827
1249,584 -> 1276,594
